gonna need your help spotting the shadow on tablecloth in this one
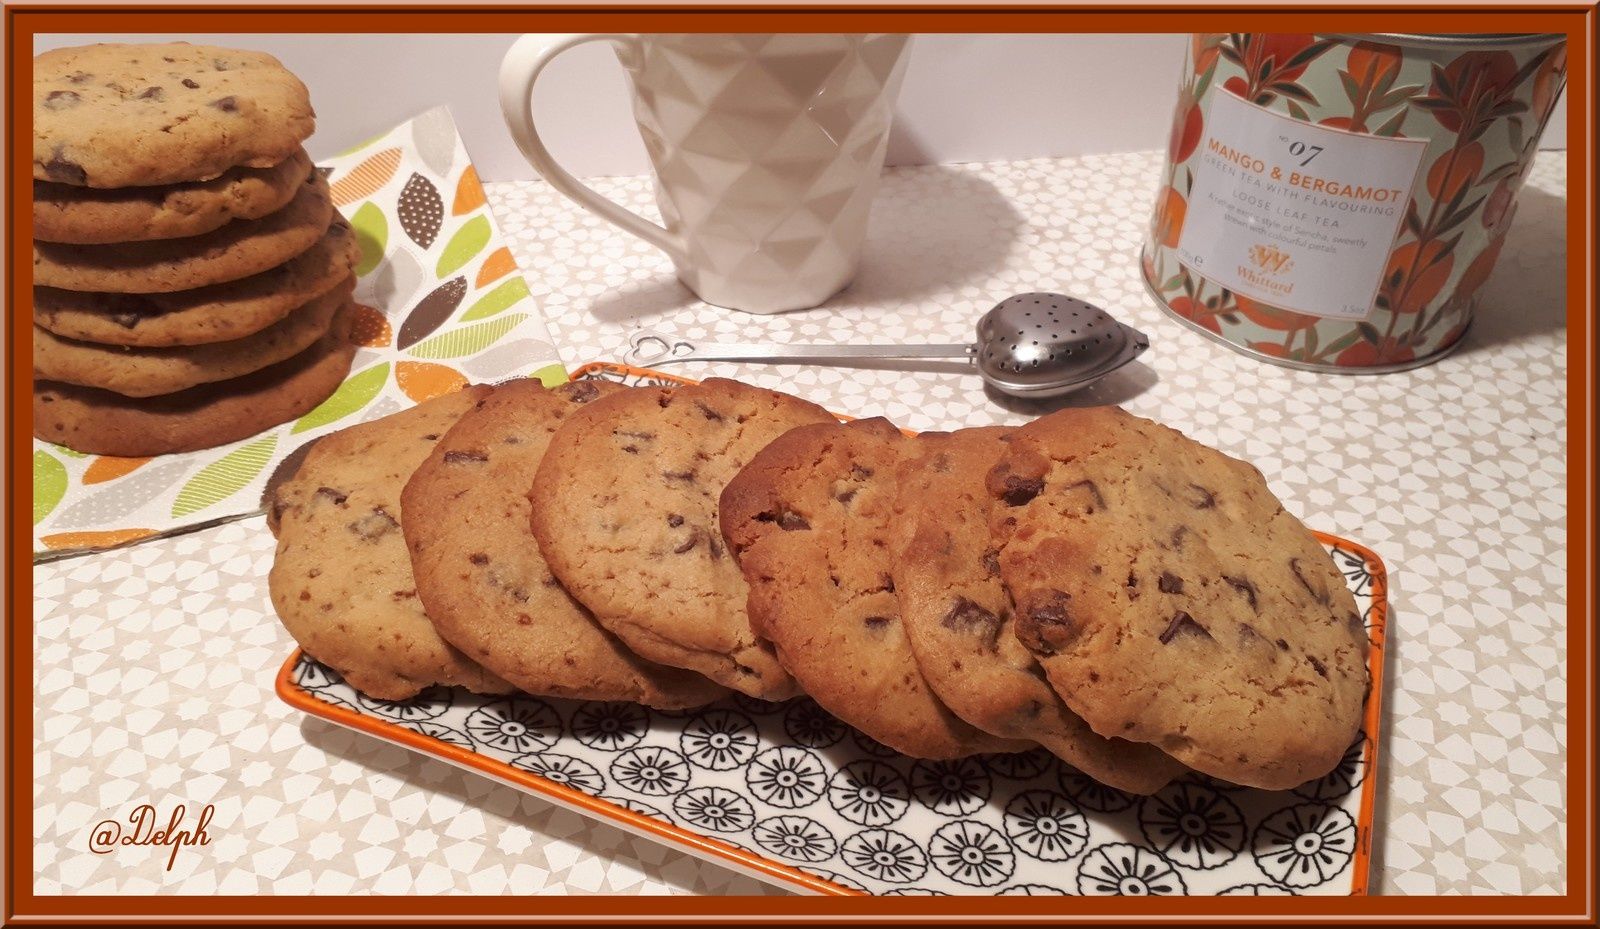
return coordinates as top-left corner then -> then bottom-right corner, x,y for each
580,165 -> 1024,326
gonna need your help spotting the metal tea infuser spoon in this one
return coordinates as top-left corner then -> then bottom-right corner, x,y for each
622,293 -> 1150,399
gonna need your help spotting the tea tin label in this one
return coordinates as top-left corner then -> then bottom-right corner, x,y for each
1143,33 -> 1566,371
1176,89 -> 1428,320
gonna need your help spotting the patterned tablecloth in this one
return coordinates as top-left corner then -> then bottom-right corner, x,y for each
32,150 -> 1568,897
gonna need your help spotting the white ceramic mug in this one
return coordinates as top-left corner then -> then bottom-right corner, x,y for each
500,33 -> 912,314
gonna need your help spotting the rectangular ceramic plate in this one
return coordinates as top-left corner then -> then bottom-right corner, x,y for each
275,362 -> 1389,897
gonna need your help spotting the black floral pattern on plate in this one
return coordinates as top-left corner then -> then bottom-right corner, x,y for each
1219,882 -> 1297,895
752,815 -> 838,863
609,746 -> 691,797
732,692 -> 789,715
912,757 -> 993,815
1179,771 -> 1249,793
1253,804 -> 1356,889
840,828 -> 928,883
1077,843 -> 1188,895
311,690 -> 362,714
297,534 -> 1377,897
746,746 -> 826,809
1004,790 -> 1090,862
1292,733 -> 1366,802
294,657 -> 344,690
782,698 -> 847,749
998,883 -> 1070,895
851,729 -> 900,758
673,786 -> 755,834
983,747 -> 1056,781
827,760 -> 910,827
679,709 -> 759,771
1330,546 -> 1373,600
571,701 -> 648,752
1138,782 -> 1246,870
882,888 -> 949,895
398,720 -> 473,750
928,820 -> 1016,887
1059,767 -> 1137,813
464,698 -> 561,754
357,685 -> 452,722
510,752 -> 605,795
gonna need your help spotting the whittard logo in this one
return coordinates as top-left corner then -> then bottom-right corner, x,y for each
1238,243 -> 1295,296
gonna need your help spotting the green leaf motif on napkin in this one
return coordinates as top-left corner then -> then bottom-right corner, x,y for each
292,362 -> 391,434
460,277 -> 531,321
407,314 -> 527,360
351,202 -> 389,277
436,215 -> 491,277
532,364 -> 569,388
170,435 -> 279,518
34,451 -> 67,524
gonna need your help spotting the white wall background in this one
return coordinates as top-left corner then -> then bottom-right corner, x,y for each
35,33 -> 1568,182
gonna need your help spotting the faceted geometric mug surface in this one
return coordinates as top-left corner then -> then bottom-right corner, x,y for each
501,33 -> 912,314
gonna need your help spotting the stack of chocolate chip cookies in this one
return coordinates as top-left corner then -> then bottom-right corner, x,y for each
266,376 -> 1369,794
32,43 -> 359,457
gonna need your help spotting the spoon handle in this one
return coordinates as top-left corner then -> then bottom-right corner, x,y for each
624,330 -> 976,368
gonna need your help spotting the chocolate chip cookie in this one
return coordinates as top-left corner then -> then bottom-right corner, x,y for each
33,216 -> 358,347
34,43 -> 314,188
529,378 -> 834,700
33,148 -> 313,244
33,168 -> 331,293
268,386 -> 513,702
33,276 -> 350,397
988,406 -> 1368,789
892,426 -> 1184,790
33,303 -> 356,457
402,379 -> 728,709
720,417 -> 1029,759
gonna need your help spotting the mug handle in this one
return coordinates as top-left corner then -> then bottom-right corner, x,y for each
498,33 -> 687,262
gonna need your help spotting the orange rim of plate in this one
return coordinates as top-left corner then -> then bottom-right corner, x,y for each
275,361 -> 1391,897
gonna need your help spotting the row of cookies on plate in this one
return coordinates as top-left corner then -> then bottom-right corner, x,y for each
266,376 -> 1368,793
32,42 -> 358,457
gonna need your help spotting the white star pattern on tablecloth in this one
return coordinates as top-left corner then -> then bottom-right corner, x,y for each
34,150 -> 1567,895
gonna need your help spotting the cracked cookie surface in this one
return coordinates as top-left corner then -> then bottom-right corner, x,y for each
722,417 -> 1029,759
34,42 -> 314,188
893,425 -> 1186,788
33,217 -> 357,347
989,405 -> 1368,789
402,379 -> 728,709
33,275 -> 351,397
33,303 -> 356,457
268,386 -> 513,702
34,148 -> 313,244
529,378 -> 834,700
33,169 -> 332,293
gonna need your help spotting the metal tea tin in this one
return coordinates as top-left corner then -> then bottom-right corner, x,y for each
1141,33 -> 1567,372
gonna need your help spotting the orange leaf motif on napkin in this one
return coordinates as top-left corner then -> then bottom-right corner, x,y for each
347,303 -> 394,348
396,361 -> 468,403
82,456 -> 151,485
40,528 -> 156,550
475,247 -> 517,288
330,148 -> 402,206
453,165 -> 486,215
